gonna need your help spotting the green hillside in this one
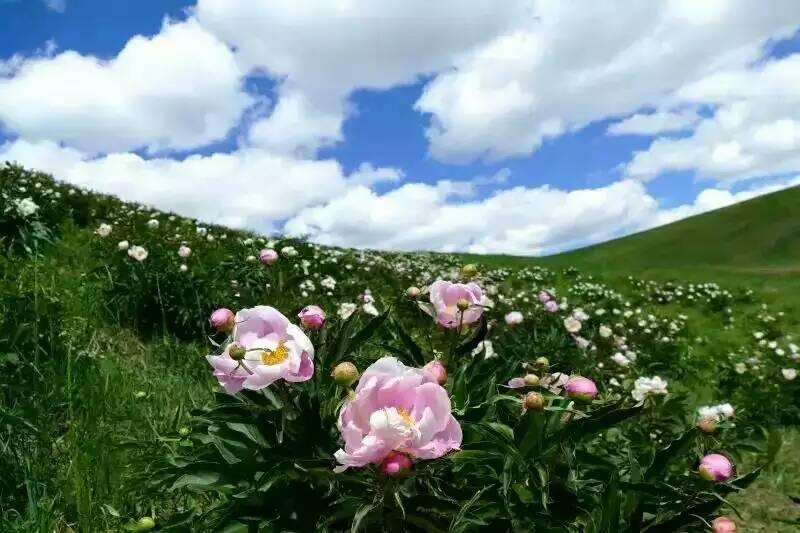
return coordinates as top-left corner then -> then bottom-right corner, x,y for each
539,185 -> 800,273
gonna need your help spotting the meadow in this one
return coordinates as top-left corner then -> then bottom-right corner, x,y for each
1,162 -> 798,532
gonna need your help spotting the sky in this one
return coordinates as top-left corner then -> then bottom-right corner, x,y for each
1,1 -> 800,256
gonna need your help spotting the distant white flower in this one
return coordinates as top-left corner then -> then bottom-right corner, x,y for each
611,353 -> 631,367
127,245 -> 148,262
246,255 -> 256,262
338,302 -> 357,320
178,245 -> 192,258
782,368 -> 797,381
179,264 -> 188,272
572,308 -> 589,321
361,289 -> 379,316
196,226 -> 208,237
147,219 -> 159,229
632,376 -> 668,402
598,325 -> 612,338
564,317 -> 582,334
117,240 -> 130,251
321,276 -> 337,290
282,246 -> 298,257
734,362 -> 747,374
14,197 -> 39,217
95,223 -> 113,237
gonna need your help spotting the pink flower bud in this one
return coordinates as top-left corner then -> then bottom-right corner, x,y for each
406,286 -> 421,299
711,516 -> 737,533
544,300 -> 559,313
505,311 -> 523,326
258,248 -> 278,265
699,454 -> 734,482
564,376 -> 598,402
332,362 -> 359,387
423,360 -> 448,385
507,377 -> 526,389
209,308 -> 235,332
298,305 -> 326,330
537,290 -> 552,303
380,451 -> 413,477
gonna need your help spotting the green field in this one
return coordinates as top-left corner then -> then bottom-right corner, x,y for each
2,165 -> 798,531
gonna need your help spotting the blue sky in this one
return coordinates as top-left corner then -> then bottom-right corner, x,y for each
2,1 -> 800,254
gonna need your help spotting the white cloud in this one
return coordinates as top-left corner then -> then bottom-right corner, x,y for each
608,109 -> 701,136
0,19 -> 252,154
285,175 -> 800,255
193,0 -> 528,153
416,0 -> 800,161
625,54 -> 800,182
0,139 -> 377,231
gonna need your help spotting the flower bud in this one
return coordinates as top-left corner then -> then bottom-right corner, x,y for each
534,356 -> 549,369
332,362 -> 359,387
697,416 -> 717,434
178,426 -> 191,437
524,374 -> 540,387
564,376 -> 598,402
505,311 -> 524,326
228,343 -> 246,361
258,248 -> 279,265
135,517 -> 155,531
380,451 -> 413,477
523,391 -> 545,412
298,305 -> 326,330
423,360 -> 448,385
462,263 -> 478,278
711,516 -> 737,533
456,298 -> 470,311
698,453 -> 734,482
406,286 -> 421,299
544,300 -> 559,313
210,308 -> 235,332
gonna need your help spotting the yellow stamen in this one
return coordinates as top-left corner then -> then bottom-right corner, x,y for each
397,408 -> 415,427
260,342 -> 289,365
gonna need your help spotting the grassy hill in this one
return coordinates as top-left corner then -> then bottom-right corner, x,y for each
538,185 -> 800,273
2,163 -> 799,531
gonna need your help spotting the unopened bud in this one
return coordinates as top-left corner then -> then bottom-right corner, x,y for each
534,356 -> 549,369
406,286 -> 421,299
697,417 -> 717,434
523,374 -> 540,387
462,263 -> 478,278
332,362 -> 359,387
423,360 -> 448,385
229,343 -> 246,361
380,451 -> 413,477
523,391 -> 545,412
135,517 -> 155,531
178,426 -> 191,437
456,298 -> 470,311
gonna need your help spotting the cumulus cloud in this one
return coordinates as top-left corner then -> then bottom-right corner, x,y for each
285,176 -> 800,255
193,0 -> 528,153
608,109 -> 701,136
416,0 -> 800,161
625,54 -> 800,182
0,19 -> 252,154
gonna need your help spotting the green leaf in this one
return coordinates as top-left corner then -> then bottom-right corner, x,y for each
350,503 -> 377,532
455,316 -> 488,356
645,427 -> 698,480
599,470 -> 620,533
349,308 -> 391,350
170,471 -> 221,490
557,403 -> 642,443
393,319 -> 426,366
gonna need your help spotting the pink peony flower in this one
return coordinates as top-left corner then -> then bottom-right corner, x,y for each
507,377 -> 526,389
544,300 -> 559,313
209,308 -> 235,332
505,311 -> 524,326
428,280 -> 483,329
698,453 -> 734,482
298,305 -> 326,330
422,360 -> 448,385
259,248 -> 279,265
564,376 -> 598,402
206,306 -> 314,392
334,357 -> 462,469
711,516 -> 737,533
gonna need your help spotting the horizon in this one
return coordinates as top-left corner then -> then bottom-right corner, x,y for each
2,1 -> 800,255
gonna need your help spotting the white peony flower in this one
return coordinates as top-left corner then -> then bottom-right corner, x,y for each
95,223 -> 113,237
127,245 -> 148,262
147,219 -> 159,229
14,197 -> 39,217
178,245 -> 192,258
632,376 -> 668,402
117,240 -> 130,251
782,368 -> 797,381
